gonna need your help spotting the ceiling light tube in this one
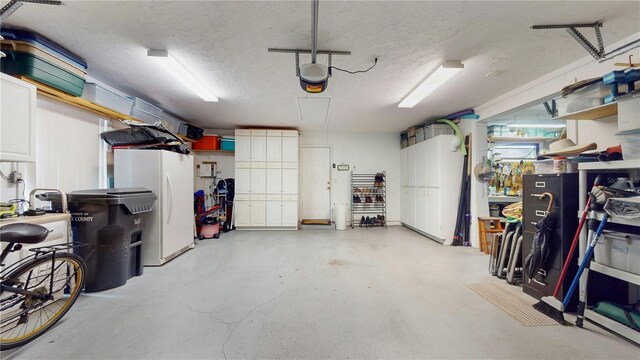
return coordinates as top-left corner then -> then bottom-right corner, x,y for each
507,124 -> 566,128
148,49 -> 219,102
398,60 -> 464,108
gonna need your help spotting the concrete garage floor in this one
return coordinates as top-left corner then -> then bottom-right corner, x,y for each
3,226 -> 638,359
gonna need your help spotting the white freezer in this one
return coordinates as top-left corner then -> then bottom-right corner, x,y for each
114,149 -> 195,265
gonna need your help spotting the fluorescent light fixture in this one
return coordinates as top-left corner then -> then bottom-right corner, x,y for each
398,60 -> 464,108
507,124 -> 566,128
147,49 -> 218,102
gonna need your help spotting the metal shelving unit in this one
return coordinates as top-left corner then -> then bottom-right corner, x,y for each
351,172 -> 387,228
577,160 -> 640,344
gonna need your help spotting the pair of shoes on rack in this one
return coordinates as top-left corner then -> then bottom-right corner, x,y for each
359,216 -> 365,227
353,195 -> 362,203
365,196 -> 373,203
375,195 -> 384,202
374,172 -> 385,183
377,214 -> 385,225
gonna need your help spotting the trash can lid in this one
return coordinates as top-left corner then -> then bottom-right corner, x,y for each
68,188 -> 154,198
67,188 -> 156,214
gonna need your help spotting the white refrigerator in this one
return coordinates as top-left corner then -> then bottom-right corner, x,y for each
114,149 -> 195,266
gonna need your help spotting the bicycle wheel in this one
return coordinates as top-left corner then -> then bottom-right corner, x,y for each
0,252 -> 86,350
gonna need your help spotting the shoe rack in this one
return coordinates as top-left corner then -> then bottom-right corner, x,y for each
351,172 -> 387,228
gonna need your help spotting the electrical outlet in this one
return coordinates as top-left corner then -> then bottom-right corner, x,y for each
8,171 -> 22,183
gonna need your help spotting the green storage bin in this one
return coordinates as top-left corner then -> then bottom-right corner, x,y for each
1,50 -> 85,96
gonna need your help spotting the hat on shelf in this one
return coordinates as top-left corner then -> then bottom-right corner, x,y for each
541,138 -> 597,157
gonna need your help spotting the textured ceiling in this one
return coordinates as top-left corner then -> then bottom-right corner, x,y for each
4,1 -> 640,132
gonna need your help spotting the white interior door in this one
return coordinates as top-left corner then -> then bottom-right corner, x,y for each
235,136 -> 251,162
301,146 -> 331,220
267,136 -> 282,162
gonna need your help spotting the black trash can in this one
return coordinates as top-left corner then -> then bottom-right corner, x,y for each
66,188 -> 156,292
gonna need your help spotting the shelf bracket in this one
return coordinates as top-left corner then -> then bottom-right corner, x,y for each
531,22 -> 608,60
0,0 -> 62,21
543,100 -> 557,118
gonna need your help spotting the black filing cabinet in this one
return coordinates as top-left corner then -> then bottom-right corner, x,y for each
521,172 -> 629,310
522,174 -> 581,310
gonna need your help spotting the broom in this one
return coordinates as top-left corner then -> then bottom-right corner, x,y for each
533,176 -> 600,323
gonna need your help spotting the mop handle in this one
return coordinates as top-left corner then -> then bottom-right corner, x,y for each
562,214 -> 608,307
552,195 -> 591,298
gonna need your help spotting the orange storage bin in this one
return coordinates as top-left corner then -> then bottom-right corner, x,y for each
193,135 -> 220,150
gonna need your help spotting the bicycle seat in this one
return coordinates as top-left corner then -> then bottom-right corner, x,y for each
0,223 -> 49,244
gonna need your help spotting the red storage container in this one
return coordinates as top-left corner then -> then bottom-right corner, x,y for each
193,135 -> 220,150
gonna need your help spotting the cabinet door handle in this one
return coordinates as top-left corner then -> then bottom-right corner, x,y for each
535,182 -> 546,188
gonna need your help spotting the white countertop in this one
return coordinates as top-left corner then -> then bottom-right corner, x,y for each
0,213 -> 70,228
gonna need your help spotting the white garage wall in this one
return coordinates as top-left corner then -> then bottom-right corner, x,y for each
0,98 -> 102,206
299,131 -> 401,225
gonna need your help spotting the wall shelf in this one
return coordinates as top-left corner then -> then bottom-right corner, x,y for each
553,102 -> 617,121
191,149 -> 234,155
18,76 -> 142,123
488,137 -> 557,143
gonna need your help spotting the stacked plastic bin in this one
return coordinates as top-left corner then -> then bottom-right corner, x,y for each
0,29 -> 87,96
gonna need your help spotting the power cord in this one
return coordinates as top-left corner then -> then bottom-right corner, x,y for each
331,57 -> 378,75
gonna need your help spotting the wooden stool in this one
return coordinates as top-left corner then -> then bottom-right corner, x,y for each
478,217 -> 504,254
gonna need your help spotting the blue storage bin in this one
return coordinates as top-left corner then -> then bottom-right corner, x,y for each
603,70 -> 625,85
221,137 -> 235,151
1,28 -> 87,70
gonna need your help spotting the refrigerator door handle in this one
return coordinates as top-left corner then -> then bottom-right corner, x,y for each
167,173 -> 173,223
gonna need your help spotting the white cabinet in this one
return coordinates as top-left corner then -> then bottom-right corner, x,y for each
427,138 -> 442,188
266,201 -> 282,227
266,168 -> 282,194
415,141 -> 428,187
267,136 -> 282,162
282,201 -> 298,227
250,168 -> 266,194
235,129 -> 299,229
407,146 -> 416,187
282,136 -> 298,162
1,74 -> 36,162
416,188 -> 428,232
234,201 -> 251,227
282,169 -> 298,194
236,168 -> 251,194
235,136 -> 251,162
251,136 -> 266,161
401,148 -> 408,186
250,201 -> 266,226
428,188 -> 442,238
401,135 -> 462,244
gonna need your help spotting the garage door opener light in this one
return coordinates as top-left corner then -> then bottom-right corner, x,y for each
399,60 -> 464,108
148,50 -> 219,102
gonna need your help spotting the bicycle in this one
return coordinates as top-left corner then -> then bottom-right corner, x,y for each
0,223 -> 87,350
